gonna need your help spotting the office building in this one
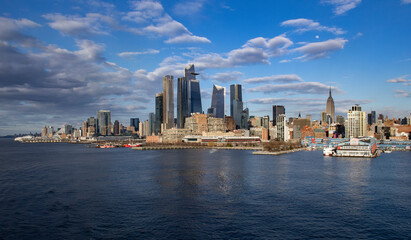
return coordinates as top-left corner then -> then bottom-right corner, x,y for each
326,87 -> 335,123
155,93 -> 163,135
211,84 -> 225,118
163,75 -> 174,130
130,118 -> 140,131
113,120 -> 120,135
177,77 -> 188,128
346,105 -> 367,138
97,110 -> 111,136
272,105 -> 285,126
230,84 -> 242,116
185,64 -> 202,114
149,112 -> 155,136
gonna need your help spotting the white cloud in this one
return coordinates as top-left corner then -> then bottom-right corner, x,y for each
173,0 -> 206,16
43,13 -> 117,37
165,34 -> 211,44
386,76 -> 409,83
322,0 -> 361,15
244,74 -> 303,84
0,17 -> 40,45
281,18 -> 345,35
292,38 -> 348,60
211,71 -> 243,83
248,82 -> 342,95
124,0 -> 211,44
394,90 -> 411,97
243,35 -> 293,57
402,0 -> 411,4
118,49 -> 160,57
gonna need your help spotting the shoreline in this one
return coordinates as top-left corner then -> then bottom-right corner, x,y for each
252,148 -> 306,155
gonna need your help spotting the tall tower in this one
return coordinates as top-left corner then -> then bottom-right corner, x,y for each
177,77 -> 188,128
97,110 -> 111,135
163,75 -> 174,130
185,64 -> 202,114
346,104 -> 367,138
155,93 -> 163,134
230,84 -> 242,116
272,105 -> 285,126
211,84 -> 225,118
230,84 -> 243,128
326,87 -> 335,123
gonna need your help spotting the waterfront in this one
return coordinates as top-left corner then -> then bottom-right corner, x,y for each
1,138 -> 411,239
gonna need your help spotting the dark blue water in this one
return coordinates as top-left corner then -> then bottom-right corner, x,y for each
1,138 -> 411,239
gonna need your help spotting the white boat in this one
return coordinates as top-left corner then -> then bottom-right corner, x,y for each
323,146 -> 334,156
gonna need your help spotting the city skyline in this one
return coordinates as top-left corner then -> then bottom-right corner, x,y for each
0,0 -> 410,135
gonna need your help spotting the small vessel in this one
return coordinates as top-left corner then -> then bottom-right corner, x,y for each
99,144 -> 116,149
124,144 -> 141,148
323,146 -> 334,156
384,148 -> 392,153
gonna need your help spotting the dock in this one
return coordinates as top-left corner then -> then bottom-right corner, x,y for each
132,146 -> 263,151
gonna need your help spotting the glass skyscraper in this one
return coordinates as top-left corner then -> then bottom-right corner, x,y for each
130,118 -> 140,131
177,64 -> 202,128
97,110 -> 111,136
211,84 -> 225,118
163,75 -> 174,130
155,93 -> 163,134
230,84 -> 243,128
272,105 -> 285,126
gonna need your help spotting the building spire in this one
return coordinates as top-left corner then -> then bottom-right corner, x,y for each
329,87 -> 332,97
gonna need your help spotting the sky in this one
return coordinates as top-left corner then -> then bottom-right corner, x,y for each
0,0 -> 410,135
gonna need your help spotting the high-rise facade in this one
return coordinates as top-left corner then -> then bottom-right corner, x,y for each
177,64 -> 202,128
97,110 -> 111,135
230,84 -> 242,116
276,114 -> 288,141
130,118 -> 140,131
230,84 -> 243,128
113,120 -> 120,135
185,64 -> 202,114
163,75 -> 174,130
346,105 -> 367,138
326,88 -> 335,123
149,112 -> 155,136
177,77 -> 188,128
272,105 -> 285,126
155,93 -> 163,134
211,84 -> 225,118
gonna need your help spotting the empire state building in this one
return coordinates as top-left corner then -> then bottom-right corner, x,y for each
326,88 -> 335,123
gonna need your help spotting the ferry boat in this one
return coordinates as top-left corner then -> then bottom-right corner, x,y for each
333,137 -> 379,158
323,146 -> 334,156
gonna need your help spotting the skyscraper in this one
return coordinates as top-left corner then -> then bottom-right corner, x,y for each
155,93 -> 163,134
163,75 -> 174,130
326,87 -> 335,123
230,84 -> 242,116
211,84 -> 225,118
272,105 -> 285,126
149,112 -> 155,136
177,64 -> 202,128
97,110 -> 111,135
371,110 -> 376,124
185,64 -> 202,114
230,84 -> 243,128
346,105 -> 367,138
177,77 -> 188,128
130,118 -> 140,131
113,120 -> 120,135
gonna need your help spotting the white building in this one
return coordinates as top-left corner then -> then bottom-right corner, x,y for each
346,105 -> 367,138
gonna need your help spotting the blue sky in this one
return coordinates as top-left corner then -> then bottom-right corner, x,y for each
0,0 -> 410,135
